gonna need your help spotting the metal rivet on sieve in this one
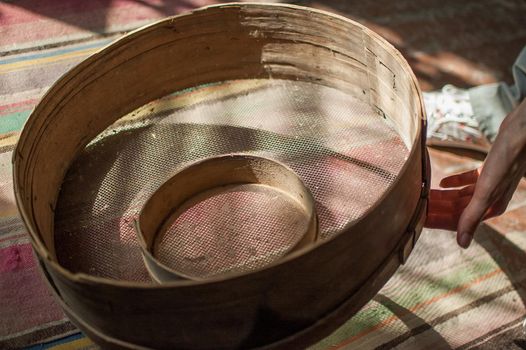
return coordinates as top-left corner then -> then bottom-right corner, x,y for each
134,154 -> 318,282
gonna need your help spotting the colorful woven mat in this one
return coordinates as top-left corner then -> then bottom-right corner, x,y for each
2,1 -> 526,349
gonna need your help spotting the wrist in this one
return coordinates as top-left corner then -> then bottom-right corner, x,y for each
498,100 -> 526,152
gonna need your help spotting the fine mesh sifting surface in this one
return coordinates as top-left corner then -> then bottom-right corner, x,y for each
156,184 -> 311,279
54,79 -> 409,283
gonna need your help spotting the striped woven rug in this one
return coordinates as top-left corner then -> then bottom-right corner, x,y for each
2,1 -> 526,349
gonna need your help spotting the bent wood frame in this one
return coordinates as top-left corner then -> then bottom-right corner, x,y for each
13,3 -> 429,349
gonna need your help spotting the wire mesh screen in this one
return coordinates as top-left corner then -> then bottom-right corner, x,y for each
156,184 -> 311,279
54,79 -> 409,282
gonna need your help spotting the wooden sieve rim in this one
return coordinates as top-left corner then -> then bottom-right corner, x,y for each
134,154 -> 318,282
13,2 -> 426,288
12,3 -> 430,348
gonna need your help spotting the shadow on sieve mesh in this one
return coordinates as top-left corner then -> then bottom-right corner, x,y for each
54,122 -> 399,281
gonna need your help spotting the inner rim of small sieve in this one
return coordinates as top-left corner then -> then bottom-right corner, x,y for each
135,154 -> 318,281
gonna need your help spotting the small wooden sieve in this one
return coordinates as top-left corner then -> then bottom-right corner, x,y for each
134,154 -> 318,282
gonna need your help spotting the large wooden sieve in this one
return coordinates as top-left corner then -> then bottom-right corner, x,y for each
13,3 -> 429,349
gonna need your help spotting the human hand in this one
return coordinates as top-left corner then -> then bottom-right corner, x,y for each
425,99 -> 526,248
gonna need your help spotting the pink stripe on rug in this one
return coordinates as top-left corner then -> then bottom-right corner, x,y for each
0,243 -> 65,338
0,0 -> 162,26
0,243 -> 35,273
0,0 -> 217,49
0,98 -> 39,114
